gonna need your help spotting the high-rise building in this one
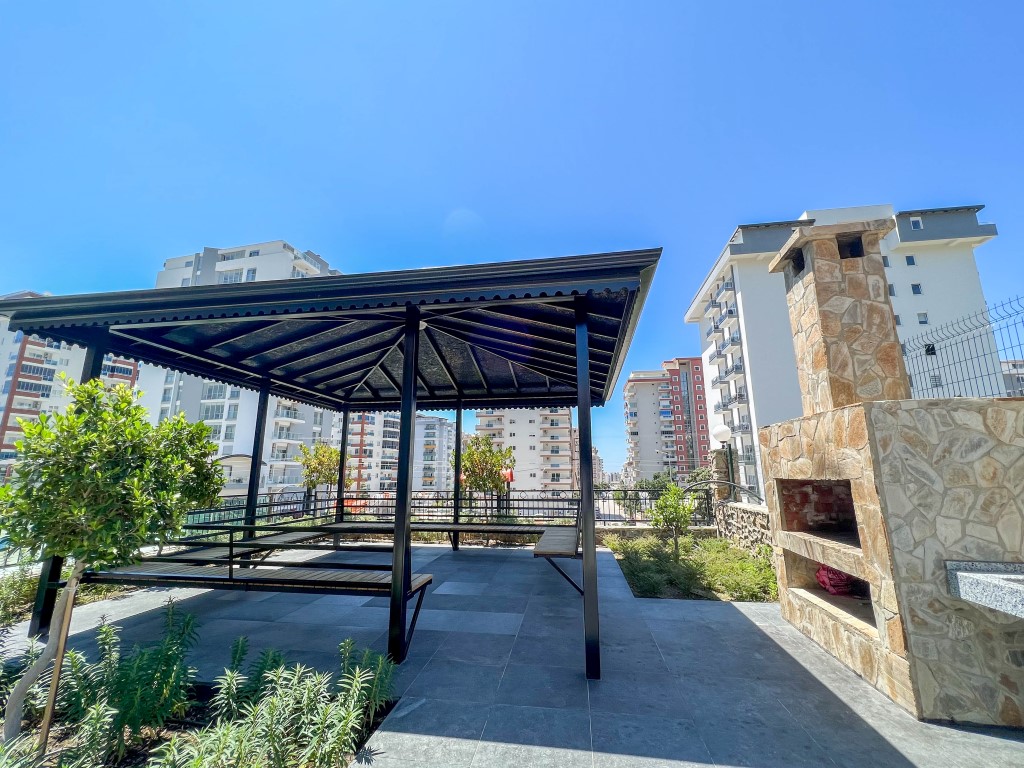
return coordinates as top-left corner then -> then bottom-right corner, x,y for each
1002,360 -> 1024,397
413,414 -> 456,492
622,357 -> 709,485
0,291 -> 139,480
591,446 -> 605,486
137,242 -> 340,494
684,204 -> 998,497
475,407 -> 577,492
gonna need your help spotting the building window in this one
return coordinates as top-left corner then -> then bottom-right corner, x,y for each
248,250 -> 260,257
200,404 -> 224,421
218,269 -> 243,284
164,370 -> 176,384
888,284 -> 896,297
894,314 -> 901,326
696,384 -> 702,391
227,404 -> 238,420
245,268 -> 257,282
229,388 -> 240,399
181,278 -> 191,287
911,283 -> 923,295
910,217 -> 923,231
917,312 -> 929,325
905,255 -> 916,266
882,255 -> 890,268
224,425 -> 235,441
208,425 -> 222,440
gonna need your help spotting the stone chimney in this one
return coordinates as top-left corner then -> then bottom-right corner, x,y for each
768,219 -> 909,416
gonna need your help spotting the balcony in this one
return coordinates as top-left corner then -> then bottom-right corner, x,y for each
724,331 -> 742,352
733,421 -> 753,434
478,421 -> 503,432
274,408 -> 304,422
721,390 -> 748,409
724,361 -> 745,381
272,431 -> 302,444
540,433 -> 565,442
711,371 -> 730,389
703,298 -> 721,316
715,280 -> 735,300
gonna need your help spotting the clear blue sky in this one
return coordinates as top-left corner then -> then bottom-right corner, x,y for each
2,2 -> 1023,471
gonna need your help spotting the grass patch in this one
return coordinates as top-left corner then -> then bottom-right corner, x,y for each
1,562 -> 136,629
605,534 -> 778,602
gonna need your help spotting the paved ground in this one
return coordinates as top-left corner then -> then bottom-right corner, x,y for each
9,545 -> 1023,767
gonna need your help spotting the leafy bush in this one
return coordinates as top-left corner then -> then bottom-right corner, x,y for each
58,602 -> 198,759
0,566 -> 37,629
606,534 -> 777,601
151,642 -> 395,768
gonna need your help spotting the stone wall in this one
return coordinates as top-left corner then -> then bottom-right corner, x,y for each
867,398 -> 1024,726
714,501 -> 772,554
709,447 -> 739,501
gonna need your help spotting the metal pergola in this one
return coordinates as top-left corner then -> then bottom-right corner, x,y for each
1,248 -> 660,678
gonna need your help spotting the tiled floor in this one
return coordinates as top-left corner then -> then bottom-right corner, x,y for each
11,545 -> 1023,767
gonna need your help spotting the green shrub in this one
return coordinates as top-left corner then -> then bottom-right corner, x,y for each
0,565 -> 37,628
58,601 -> 198,759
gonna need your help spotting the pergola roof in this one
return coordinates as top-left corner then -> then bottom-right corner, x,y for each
1,249 -> 660,411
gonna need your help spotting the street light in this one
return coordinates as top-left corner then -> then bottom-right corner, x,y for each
710,423 -> 735,500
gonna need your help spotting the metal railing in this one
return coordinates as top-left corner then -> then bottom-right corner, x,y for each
903,295 -> 1024,399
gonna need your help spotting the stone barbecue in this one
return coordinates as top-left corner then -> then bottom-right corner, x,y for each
759,218 -> 1024,727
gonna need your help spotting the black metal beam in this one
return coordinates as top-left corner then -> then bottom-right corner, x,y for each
297,331 -> 406,387
452,401 -> 463,551
422,328 -> 463,395
245,384 -> 271,536
575,299 -> 601,680
29,327 -> 110,639
389,305 -> 419,663
267,323 -> 398,376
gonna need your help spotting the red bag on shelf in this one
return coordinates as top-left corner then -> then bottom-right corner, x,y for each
816,564 -> 855,596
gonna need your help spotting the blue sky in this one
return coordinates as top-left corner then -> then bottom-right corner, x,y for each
2,2 -> 1023,471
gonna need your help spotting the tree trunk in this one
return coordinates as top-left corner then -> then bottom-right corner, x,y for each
672,528 -> 680,562
1,560 -> 86,744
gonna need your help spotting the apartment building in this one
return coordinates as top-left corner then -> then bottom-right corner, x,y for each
413,414 -> 456,492
475,407 -> 577,492
138,242 -> 340,494
0,291 -> 139,480
622,357 -> 709,485
591,446 -> 605,486
685,203 -> 998,496
1003,360 -> 1024,397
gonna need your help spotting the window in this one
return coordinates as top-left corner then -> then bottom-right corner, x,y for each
700,424 -> 706,430
218,269 -> 243,284
208,425 -> 222,440
911,283 -> 922,295
229,388 -> 240,399
181,278 -> 191,287
905,255 -> 916,266
218,250 -> 245,262
917,312 -> 929,325
529,472 -> 537,478
550,473 -> 561,482
696,384 -> 703,391
894,314 -> 902,326
224,425 -> 235,441
529,445 -> 536,451
184,260 -> 193,267
673,386 -> 679,391
697,394 -> 703,400
161,389 -> 172,403
248,250 -> 260,257
245,268 -> 257,282
227,404 -> 238,420
930,374 -> 942,389
882,255 -> 890,268
164,370 -> 176,384
910,217 -> 923,231
200,404 -> 224,421
888,284 -> 896,297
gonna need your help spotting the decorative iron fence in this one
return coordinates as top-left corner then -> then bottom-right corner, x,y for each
903,295 -> 1024,399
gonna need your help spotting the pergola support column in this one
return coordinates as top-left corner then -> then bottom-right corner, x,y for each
575,300 -> 601,680
244,383 -> 271,535
30,331 -> 109,638
452,400 -> 463,551
389,306 -> 419,662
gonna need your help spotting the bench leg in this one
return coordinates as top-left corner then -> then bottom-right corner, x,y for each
544,557 -> 584,595
405,587 -> 428,649
450,532 -> 460,551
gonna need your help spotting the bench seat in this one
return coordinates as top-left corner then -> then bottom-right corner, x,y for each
533,527 -> 579,558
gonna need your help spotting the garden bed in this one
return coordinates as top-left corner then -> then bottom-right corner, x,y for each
605,533 -> 778,602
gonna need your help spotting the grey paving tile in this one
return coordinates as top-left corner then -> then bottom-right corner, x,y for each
417,593 -> 530,614
414,609 -> 522,635
696,716 -> 836,768
365,696 -> 489,767
434,632 -> 515,665
404,658 -> 505,704
495,662 -> 590,710
473,704 -> 592,768
509,633 -> 583,669
588,669 -> 690,717
591,711 -> 713,767
432,581 -> 489,595
518,611 -> 584,638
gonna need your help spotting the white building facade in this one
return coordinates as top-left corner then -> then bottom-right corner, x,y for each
413,414 -> 456,492
475,407 -> 577,492
685,204 -> 998,497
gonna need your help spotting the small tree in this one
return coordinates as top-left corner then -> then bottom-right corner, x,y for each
649,484 -> 695,561
455,435 -> 514,494
297,442 -> 341,504
0,376 -> 223,745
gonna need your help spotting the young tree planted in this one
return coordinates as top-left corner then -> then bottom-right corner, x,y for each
650,484 -> 695,561
297,442 -> 343,503
455,435 -> 514,493
0,376 -> 223,746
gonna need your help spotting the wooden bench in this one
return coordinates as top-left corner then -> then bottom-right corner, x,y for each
533,526 -> 582,594
82,562 -> 433,648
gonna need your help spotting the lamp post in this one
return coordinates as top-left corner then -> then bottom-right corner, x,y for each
710,423 -> 735,501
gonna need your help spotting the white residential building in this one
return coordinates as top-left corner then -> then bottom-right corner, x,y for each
413,414 -> 456,492
138,241 -> 340,495
684,204 -> 998,497
475,407 -> 577,492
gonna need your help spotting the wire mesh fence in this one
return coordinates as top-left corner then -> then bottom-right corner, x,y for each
902,295 -> 1024,399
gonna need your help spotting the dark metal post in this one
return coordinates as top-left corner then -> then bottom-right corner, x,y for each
389,306 -> 419,662
335,406 -> 350,522
245,383 -> 271,535
575,300 -> 601,679
30,331 -> 109,638
726,443 -> 736,502
451,401 -> 463,551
